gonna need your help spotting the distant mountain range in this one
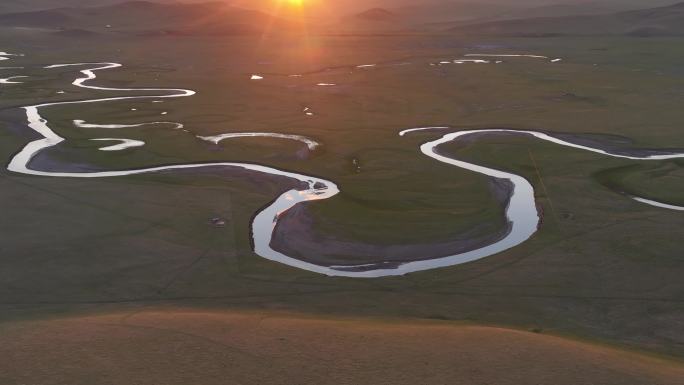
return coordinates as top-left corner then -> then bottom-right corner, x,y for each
329,7 -> 410,33
2,0 -> 684,37
0,1 -> 295,36
449,2 -> 684,37
354,8 -> 397,22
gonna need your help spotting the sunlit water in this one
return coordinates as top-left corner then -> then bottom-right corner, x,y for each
198,132 -> 319,150
0,75 -> 28,84
88,138 -> 145,151
5,54 -> 684,278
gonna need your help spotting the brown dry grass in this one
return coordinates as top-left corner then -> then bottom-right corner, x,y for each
1,309 -> 682,385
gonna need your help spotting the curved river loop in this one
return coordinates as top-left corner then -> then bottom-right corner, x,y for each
5,53 -> 684,277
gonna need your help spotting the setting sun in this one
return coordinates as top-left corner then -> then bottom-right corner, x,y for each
285,0 -> 304,7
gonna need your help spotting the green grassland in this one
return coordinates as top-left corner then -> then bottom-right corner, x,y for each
1,29 -> 684,359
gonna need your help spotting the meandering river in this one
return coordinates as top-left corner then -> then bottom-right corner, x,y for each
5,54 -> 683,277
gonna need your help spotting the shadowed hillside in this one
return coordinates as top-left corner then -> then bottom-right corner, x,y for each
449,2 -> 684,37
355,8 -> 396,22
352,0 -> 684,26
5,0 -> 683,36
333,7 -> 411,33
0,1 -> 295,35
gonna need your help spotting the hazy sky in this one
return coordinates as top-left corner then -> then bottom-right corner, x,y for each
230,0 -> 682,12
3,0 -> 680,18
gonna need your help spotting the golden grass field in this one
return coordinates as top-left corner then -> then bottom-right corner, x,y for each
2,309 -> 683,385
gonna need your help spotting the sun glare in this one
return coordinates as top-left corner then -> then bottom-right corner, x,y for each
285,0 -> 304,7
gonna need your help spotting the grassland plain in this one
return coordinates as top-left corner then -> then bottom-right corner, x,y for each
1,28 -> 684,368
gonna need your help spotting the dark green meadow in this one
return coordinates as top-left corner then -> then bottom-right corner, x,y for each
1,29 -> 684,359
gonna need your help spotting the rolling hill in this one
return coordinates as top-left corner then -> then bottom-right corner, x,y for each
354,8 -> 397,22
449,1 -> 684,37
0,1 -> 295,36
473,0 -> 684,22
333,7 -> 411,33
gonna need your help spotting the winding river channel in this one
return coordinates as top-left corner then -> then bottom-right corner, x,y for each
5,53 -> 684,277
